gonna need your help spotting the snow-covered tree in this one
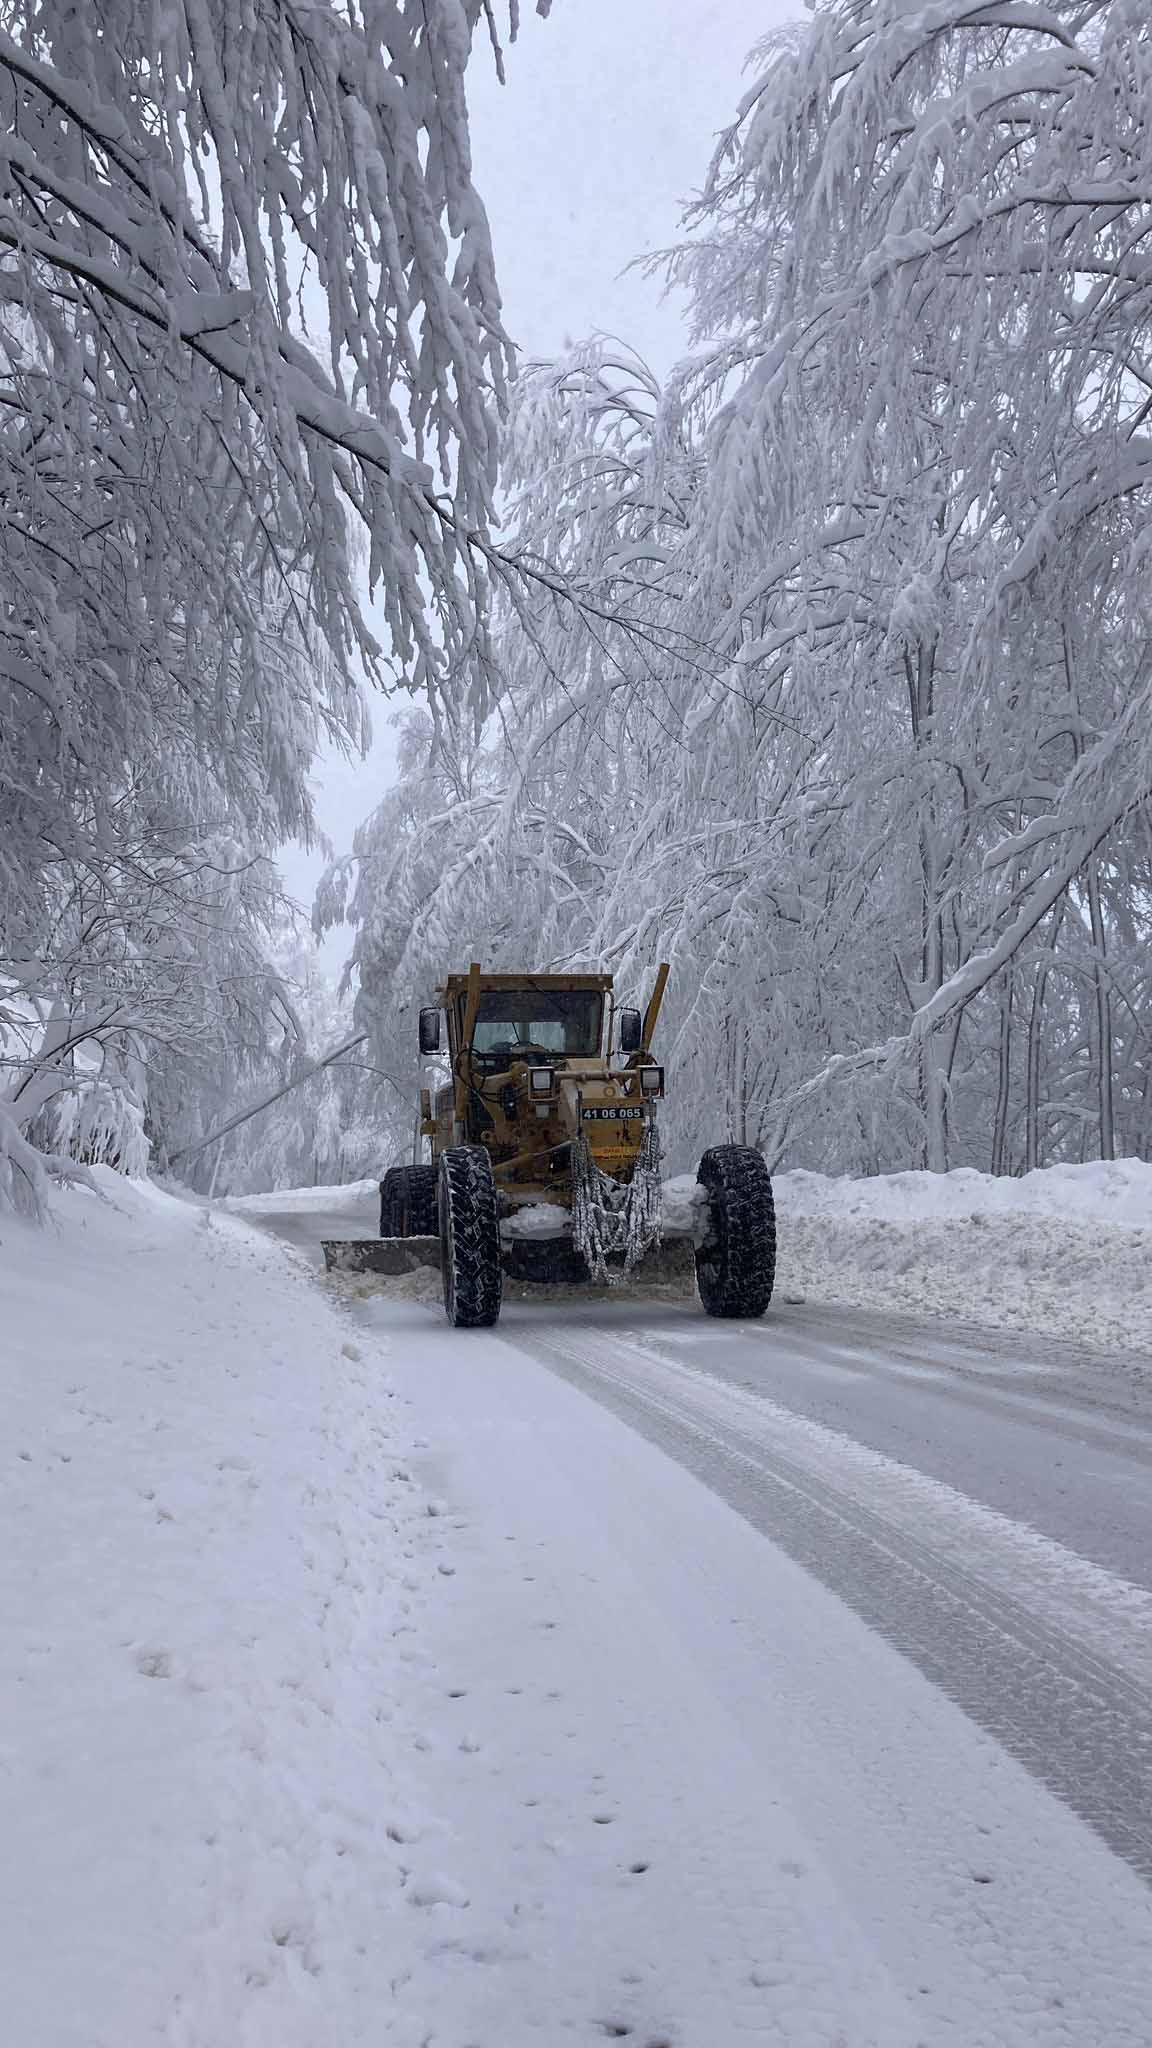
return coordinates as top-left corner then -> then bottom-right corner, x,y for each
659,0 -> 1152,1147
157,937 -> 394,1197
335,2 -> 1152,1176
0,0 -> 536,1208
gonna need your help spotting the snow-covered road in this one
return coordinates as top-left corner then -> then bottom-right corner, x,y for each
8,1176 -> 1152,2045
355,1291 -> 1152,2043
482,1300 -> 1152,1871
254,1182 -> 1152,1888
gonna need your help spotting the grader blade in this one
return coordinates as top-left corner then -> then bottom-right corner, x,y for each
322,1235 -> 440,1276
322,1233 -> 695,1289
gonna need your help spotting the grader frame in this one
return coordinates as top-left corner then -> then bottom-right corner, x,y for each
330,961 -> 776,1330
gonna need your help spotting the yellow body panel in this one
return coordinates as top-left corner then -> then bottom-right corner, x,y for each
427,965 -> 667,1210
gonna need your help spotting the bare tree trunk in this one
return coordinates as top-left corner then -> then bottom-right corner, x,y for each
1025,896 -> 1065,1172
733,1020 -> 748,1147
1086,858 -> 1115,1160
907,637 -> 950,1173
992,970 -> 1013,1175
920,899 -> 949,1173
1138,1061 -> 1152,1164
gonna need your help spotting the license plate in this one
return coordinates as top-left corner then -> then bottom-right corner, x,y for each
582,1105 -> 643,1121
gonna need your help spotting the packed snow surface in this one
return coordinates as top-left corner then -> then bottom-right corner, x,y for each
3,1169 -> 1152,2043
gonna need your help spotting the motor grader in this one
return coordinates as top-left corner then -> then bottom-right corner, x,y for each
366,962 -> 775,1329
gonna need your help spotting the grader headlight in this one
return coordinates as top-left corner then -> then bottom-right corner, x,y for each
639,1065 -> 664,1097
529,1066 -> 556,1117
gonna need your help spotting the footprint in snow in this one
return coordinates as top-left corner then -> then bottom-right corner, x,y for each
406,1872 -> 469,1909
386,1820 -> 423,1844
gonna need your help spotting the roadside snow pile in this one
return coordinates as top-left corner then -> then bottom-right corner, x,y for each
779,1157 -> 1152,1227
774,1159 -> 1152,1355
0,1171 -> 471,2046
222,1175 -> 378,1217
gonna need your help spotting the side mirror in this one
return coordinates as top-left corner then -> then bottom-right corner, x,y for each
418,1007 -> 441,1056
618,1007 -> 642,1055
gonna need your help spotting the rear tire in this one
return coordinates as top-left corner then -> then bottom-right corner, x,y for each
694,1144 -> 775,1319
405,1165 -> 438,1235
380,1164 -> 439,1237
379,1168 -> 404,1236
439,1145 -> 503,1328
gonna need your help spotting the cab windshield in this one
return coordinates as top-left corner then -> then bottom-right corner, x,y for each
469,988 -> 603,1059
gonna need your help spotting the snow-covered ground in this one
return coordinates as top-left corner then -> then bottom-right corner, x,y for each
6,1164 -> 1152,2045
774,1157 -> 1152,1355
1,1174 -> 451,2045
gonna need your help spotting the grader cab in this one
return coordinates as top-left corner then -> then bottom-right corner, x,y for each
356,962 -> 776,1328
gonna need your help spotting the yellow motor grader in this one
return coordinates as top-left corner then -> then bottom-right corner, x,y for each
361,963 -> 776,1329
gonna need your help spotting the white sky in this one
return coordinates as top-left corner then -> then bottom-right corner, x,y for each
279,0 -> 786,945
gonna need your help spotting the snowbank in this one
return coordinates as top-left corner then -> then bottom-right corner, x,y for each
778,1157 -> 1152,1228
0,1171 -> 463,2044
222,1174 -> 378,1216
774,1160 -> 1152,1355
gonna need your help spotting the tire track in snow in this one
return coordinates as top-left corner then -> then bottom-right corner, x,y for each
502,1319 -> 1152,1883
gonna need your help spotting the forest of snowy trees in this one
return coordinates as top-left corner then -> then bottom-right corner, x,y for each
331,0 -> 1152,1181
0,0 -> 518,1206
3,0 -> 1151,1203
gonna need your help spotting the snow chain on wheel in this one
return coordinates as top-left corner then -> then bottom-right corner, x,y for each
379,1165 -> 439,1237
439,1144 -> 503,1328
694,1144 -> 775,1319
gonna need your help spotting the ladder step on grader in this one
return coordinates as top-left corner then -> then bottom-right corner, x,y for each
322,963 -> 776,1329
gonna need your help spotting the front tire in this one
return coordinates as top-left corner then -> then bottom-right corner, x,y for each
695,1144 -> 775,1319
439,1145 -> 503,1328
